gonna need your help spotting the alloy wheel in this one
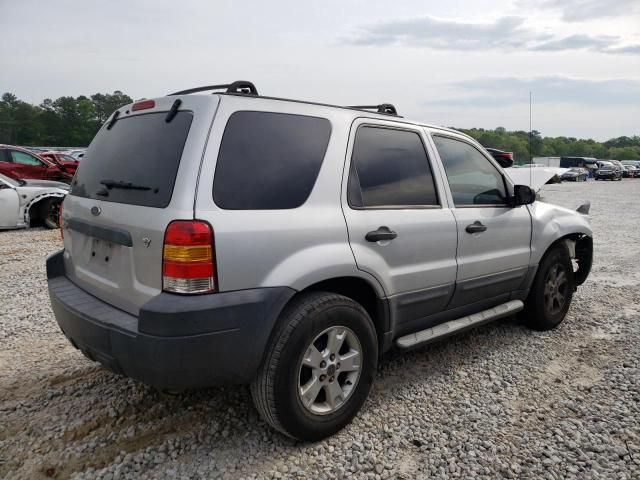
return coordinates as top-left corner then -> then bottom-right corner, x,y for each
544,263 -> 568,315
298,326 -> 362,415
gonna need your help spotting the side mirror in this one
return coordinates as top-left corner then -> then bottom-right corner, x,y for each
495,156 -> 513,169
512,184 -> 536,206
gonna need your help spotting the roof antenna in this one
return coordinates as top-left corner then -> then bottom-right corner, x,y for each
529,91 -> 532,188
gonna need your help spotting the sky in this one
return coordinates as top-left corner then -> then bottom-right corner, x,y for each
1,0 -> 639,140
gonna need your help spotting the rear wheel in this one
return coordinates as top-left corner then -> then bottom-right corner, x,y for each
522,244 -> 575,331
251,292 -> 378,440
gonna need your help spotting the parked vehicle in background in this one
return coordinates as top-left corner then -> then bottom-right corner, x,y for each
594,161 -> 622,181
485,148 -> 514,168
621,165 -> 635,178
24,147 -> 49,153
0,145 -> 73,183
560,167 -> 588,182
40,151 -> 80,175
67,149 -> 86,160
532,156 -> 561,168
0,173 -> 68,229
47,81 -> 594,441
560,156 -> 598,170
512,163 -> 546,168
621,160 -> 640,169
609,160 -> 626,176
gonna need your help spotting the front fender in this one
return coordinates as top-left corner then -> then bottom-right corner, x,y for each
529,201 -> 593,265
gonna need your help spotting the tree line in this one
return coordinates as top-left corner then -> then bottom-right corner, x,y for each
1,91 -> 638,161
458,127 -> 640,163
0,91 -> 133,147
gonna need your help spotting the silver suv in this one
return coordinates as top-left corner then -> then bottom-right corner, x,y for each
47,81 -> 593,440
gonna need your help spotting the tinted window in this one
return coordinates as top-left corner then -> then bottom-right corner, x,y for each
10,150 -> 44,166
213,111 -> 331,209
70,111 -> 193,208
348,126 -> 438,207
433,136 -> 507,206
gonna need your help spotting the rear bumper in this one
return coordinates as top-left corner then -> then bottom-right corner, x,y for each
46,250 -> 295,389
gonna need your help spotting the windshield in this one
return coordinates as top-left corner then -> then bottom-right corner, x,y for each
0,173 -> 20,187
568,168 -> 581,173
70,111 -> 193,208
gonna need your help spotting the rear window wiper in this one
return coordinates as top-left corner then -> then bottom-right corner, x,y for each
100,179 -> 153,191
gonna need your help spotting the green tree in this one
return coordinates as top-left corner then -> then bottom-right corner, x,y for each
91,91 -> 133,126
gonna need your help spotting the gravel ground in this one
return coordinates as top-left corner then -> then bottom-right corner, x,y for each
1,179 -> 639,480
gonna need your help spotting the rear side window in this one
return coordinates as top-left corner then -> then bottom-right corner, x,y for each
70,111 -> 193,208
348,126 -> 438,208
213,111 -> 331,209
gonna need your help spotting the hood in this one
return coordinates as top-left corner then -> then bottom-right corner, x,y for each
505,167 -> 569,191
21,179 -> 70,190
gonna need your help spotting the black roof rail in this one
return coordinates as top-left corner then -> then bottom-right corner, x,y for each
348,103 -> 399,116
168,81 -> 258,96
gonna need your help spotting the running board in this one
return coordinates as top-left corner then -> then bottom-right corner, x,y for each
395,300 -> 524,349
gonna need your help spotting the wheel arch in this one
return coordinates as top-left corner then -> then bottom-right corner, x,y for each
536,232 -> 593,287
25,192 -> 65,226
283,276 -> 391,353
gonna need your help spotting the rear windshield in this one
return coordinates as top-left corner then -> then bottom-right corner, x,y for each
213,111 -> 331,209
70,111 -> 193,207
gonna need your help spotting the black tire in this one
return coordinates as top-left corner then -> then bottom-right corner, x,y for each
250,291 -> 378,441
40,198 -> 61,229
522,244 -> 575,331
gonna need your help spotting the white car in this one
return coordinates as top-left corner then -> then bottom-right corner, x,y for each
0,173 -> 68,229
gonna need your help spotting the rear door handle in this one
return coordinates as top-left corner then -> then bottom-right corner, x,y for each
465,221 -> 487,234
365,226 -> 398,242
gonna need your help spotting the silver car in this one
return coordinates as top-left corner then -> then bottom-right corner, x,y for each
47,81 -> 593,440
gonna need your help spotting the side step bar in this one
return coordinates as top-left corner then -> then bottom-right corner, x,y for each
395,300 -> 524,349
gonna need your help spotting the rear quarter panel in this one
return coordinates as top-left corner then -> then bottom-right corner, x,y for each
194,97 -> 383,295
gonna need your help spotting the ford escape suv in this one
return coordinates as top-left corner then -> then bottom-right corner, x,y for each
47,81 -> 593,441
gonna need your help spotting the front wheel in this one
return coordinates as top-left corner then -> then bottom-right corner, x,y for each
41,198 -> 62,229
251,292 -> 378,441
522,245 -> 575,331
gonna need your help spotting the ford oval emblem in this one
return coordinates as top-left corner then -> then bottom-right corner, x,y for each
91,206 -> 101,216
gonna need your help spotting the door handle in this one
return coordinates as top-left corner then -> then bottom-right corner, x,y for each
365,226 -> 398,242
465,221 -> 487,234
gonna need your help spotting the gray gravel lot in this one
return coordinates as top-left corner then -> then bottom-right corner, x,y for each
1,179 -> 639,479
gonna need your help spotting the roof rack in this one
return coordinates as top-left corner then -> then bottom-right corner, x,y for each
168,82 -> 400,117
168,81 -> 258,96
348,104 -> 399,116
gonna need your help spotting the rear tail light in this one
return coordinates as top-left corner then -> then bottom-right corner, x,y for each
162,221 -> 217,294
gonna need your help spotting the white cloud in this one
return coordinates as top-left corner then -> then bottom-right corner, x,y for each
1,0 -> 639,140
347,15 -> 639,55
425,76 -> 640,107
534,0 -> 639,21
